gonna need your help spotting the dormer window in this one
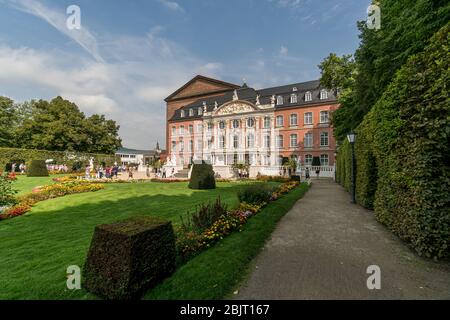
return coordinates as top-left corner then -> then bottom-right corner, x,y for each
180,110 -> 185,117
290,94 -> 297,104
292,87 -> 298,92
198,107 -> 203,115
189,109 -> 194,117
277,96 -> 283,105
305,91 -> 312,102
320,89 -> 328,100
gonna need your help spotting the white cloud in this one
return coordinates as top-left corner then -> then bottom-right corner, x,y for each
158,0 -> 184,13
5,0 -> 104,62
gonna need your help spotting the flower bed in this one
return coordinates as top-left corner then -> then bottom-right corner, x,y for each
0,181 -> 104,221
176,180 -> 300,262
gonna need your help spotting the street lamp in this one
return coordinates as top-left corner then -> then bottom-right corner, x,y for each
347,132 -> 357,204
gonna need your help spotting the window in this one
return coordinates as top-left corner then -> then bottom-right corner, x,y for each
264,117 -> 271,129
292,87 -> 298,92
305,91 -> 312,102
188,140 -> 193,152
189,125 -> 194,134
196,139 -> 202,152
208,139 -> 213,150
247,134 -> 255,148
247,117 -> 255,128
320,132 -> 329,146
276,135 -> 284,148
233,135 -> 239,149
320,154 -> 329,166
304,112 -> 313,125
219,135 -> 225,148
276,115 -> 284,127
180,110 -> 185,117
179,125 -> 185,135
171,141 -> 176,152
179,139 -> 184,152
171,126 -> 176,136
320,111 -> 329,124
219,121 -> 225,130
320,89 -> 328,100
198,107 -> 203,115
290,114 -> 298,126
290,134 -> 298,148
264,135 -> 271,148
233,119 -> 240,129
208,122 -> 213,132
189,109 -> 194,117
304,133 -> 313,148
291,94 -> 298,104
197,124 -> 203,133
277,96 -> 283,105
305,154 -> 313,165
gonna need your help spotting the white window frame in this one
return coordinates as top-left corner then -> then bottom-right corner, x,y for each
232,119 -> 240,129
179,125 -> 185,135
264,117 -> 271,129
180,110 -> 185,118
290,114 -> 298,126
247,117 -> 255,128
320,90 -> 328,100
320,111 -> 329,124
188,125 -> 194,134
189,109 -> 194,117
233,135 -> 239,149
305,91 -> 312,102
304,133 -> 313,148
320,132 -> 329,147
291,94 -> 297,104
320,154 -> 329,166
304,112 -> 313,125
277,96 -> 283,105
198,107 -> 203,115
264,135 -> 271,148
276,115 -> 284,127
305,154 -> 313,165
276,135 -> 284,148
247,134 -> 255,148
290,134 -> 298,148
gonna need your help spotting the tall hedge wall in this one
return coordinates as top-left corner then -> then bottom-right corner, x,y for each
336,23 -> 450,259
0,147 -> 120,171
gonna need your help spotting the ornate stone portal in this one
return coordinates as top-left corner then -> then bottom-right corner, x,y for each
215,101 -> 258,116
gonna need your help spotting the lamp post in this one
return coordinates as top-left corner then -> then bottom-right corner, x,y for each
347,132 -> 357,204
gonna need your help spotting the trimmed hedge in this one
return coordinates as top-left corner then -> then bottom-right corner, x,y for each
84,216 -> 176,300
237,183 -> 275,204
336,23 -> 450,259
188,163 -> 216,190
0,147 -> 119,172
27,160 -> 49,177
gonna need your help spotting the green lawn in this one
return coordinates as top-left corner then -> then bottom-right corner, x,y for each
13,175 -> 65,195
0,181 -> 245,299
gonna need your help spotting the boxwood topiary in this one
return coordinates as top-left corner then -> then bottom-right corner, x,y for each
27,160 -> 49,177
83,216 -> 176,300
188,162 -> 216,190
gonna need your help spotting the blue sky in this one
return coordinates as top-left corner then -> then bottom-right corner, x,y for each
0,0 -> 370,149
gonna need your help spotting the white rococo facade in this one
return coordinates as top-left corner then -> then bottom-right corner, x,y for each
166,97 -> 291,178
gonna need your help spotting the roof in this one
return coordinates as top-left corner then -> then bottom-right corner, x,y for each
169,79 -> 338,121
164,75 -> 241,102
116,147 -> 158,156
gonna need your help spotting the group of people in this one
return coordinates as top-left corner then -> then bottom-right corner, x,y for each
47,164 -> 69,173
9,163 -> 26,173
85,165 -> 122,179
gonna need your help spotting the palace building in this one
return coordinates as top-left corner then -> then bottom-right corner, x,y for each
164,75 -> 339,178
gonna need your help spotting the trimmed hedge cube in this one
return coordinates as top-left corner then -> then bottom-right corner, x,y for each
27,160 -> 49,177
188,163 -> 216,190
83,216 -> 176,300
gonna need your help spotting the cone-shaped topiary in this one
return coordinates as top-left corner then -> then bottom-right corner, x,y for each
27,160 -> 49,177
188,162 -> 216,190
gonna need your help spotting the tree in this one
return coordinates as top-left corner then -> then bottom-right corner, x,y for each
0,96 -> 16,147
14,96 -> 122,154
318,53 -> 356,95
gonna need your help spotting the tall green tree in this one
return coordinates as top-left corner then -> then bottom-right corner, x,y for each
84,114 -> 122,154
320,0 -> 450,142
0,96 -> 16,147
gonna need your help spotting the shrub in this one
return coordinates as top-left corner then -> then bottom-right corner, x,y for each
0,175 -> 18,207
237,183 -> 275,204
27,160 -> 49,177
180,197 -> 228,234
84,216 -> 176,300
188,163 -> 216,190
